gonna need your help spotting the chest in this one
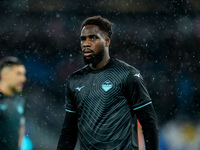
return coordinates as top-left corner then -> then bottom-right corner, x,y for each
70,70 -> 129,111
0,98 -> 24,119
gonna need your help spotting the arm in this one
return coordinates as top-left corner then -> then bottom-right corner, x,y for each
125,70 -> 159,149
135,103 -> 159,150
18,117 -> 25,149
18,125 -> 25,149
57,111 -> 78,150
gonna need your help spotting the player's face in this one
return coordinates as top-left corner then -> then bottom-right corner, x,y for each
6,65 -> 26,93
80,25 -> 107,66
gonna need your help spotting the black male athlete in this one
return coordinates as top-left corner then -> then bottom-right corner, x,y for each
57,16 -> 159,150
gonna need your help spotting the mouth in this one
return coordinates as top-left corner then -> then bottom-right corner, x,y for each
83,49 -> 93,57
17,84 -> 24,89
84,52 -> 92,57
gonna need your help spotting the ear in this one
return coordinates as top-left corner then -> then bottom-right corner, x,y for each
1,71 -> 7,80
105,37 -> 110,47
1,68 -> 10,81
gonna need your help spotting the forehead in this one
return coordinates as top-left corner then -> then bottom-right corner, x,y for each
11,65 -> 26,72
1,65 -> 26,76
81,25 -> 103,36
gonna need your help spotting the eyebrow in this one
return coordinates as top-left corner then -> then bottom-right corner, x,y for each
80,34 -> 98,39
80,35 -> 85,39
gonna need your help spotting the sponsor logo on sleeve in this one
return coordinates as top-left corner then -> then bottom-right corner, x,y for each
134,73 -> 141,78
76,86 -> 85,91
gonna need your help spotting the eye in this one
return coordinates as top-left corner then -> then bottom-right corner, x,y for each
90,35 -> 97,40
80,36 -> 86,41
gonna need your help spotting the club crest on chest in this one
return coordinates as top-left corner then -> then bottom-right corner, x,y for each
102,80 -> 113,92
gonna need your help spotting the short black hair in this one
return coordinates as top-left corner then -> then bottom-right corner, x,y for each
81,15 -> 114,39
0,56 -> 23,73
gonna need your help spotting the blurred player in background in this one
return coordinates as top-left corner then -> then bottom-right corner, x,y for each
0,56 -> 26,150
57,16 -> 158,150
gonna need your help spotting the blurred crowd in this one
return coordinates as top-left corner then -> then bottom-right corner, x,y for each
0,0 -> 200,149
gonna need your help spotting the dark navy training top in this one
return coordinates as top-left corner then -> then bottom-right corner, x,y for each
65,57 -> 152,149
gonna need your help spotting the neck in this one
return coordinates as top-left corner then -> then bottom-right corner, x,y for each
0,82 -> 14,97
89,54 -> 110,70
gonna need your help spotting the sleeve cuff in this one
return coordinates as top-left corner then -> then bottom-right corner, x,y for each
65,109 -> 77,113
133,101 -> 152,111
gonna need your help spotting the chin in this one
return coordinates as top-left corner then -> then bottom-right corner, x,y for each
83,57 -> 92,65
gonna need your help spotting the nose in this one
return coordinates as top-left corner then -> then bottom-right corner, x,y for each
24,76 -> 27,82
22,75 -> 26,83
83,38 -> 91,47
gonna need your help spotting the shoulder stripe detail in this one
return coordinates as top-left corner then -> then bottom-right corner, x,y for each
133,101 -> 152,110
65,109 -> 77,113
